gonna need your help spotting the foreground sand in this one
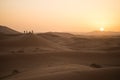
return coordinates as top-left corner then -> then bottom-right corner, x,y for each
0,52 -> 120,80
9,67 -> 119,80
0,33 -> 120,80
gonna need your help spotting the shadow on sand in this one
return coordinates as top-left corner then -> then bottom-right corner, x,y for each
0,70 -> 19,80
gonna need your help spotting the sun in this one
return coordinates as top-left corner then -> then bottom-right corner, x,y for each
100,27 -> 104,32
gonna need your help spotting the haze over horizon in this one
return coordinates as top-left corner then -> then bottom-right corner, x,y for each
0,0 -> 120,32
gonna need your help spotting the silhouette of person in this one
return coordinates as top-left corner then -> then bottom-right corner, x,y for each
24,31 -> 26,34
32,30 -> 34,34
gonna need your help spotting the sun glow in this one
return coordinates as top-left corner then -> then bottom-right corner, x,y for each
100,27 -> 104,32
0,0 -> 120,32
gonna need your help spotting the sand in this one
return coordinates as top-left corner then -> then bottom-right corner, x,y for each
0,31 -> 120,80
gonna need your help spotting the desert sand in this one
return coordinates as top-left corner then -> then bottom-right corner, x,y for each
0,26 -> 120,80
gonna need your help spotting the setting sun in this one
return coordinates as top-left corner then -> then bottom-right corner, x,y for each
100,27 -> 104,32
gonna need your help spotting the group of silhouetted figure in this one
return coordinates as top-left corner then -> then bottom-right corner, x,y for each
24,30 -> 34,34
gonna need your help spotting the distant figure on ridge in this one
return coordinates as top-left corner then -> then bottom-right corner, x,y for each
32,30 -> 34,34
23,30 -> 34,35
24,31 -> 26,34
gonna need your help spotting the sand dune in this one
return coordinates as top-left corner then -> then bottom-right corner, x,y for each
0,26 -> 120,80
0,25 -> 20,35
0,34 -> 72,52
86,31 -> 120,36
0,30 -> 120,52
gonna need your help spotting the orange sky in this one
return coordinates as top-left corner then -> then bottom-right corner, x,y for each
0,0 -> 120,32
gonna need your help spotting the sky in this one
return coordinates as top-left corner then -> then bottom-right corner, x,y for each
0,0 -> 120,32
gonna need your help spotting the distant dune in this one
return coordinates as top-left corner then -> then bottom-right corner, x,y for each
0,25 -> 20,35
0,27 -> 120,52
0,33 -> 72,52
86,31 -> 120,36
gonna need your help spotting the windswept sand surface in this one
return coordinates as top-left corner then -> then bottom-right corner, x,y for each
10,67 -> 119,80
0,33 -> 120,80
0,52 -> 120,80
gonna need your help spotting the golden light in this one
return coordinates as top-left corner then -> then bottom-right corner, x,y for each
100,27 -> 104,32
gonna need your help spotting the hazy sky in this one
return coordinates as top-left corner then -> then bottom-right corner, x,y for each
0,0 -> 120,32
